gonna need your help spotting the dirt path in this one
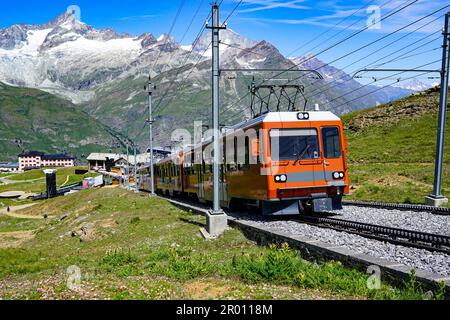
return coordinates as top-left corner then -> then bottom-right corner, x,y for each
0,176 -> 45,185
0,203 -> 44,219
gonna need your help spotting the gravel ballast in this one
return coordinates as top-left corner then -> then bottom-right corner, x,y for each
234,217 -> 450,277
335,205 -> 450,236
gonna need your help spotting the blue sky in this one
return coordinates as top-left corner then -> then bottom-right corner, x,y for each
0,0 -> 447,85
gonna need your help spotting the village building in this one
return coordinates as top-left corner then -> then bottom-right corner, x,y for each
86,153 -> 123,172
18,151 -> 75,171
0,162 -> 19,173
87,149 -> 171,173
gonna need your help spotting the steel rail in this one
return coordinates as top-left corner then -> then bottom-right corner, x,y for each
343,200 -> 450,215
295,215 -> 450,255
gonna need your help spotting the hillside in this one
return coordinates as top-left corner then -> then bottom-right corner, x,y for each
343,86 -> 449,205
0,82 -> 122,162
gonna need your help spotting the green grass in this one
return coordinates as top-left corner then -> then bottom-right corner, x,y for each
8,166 -> 87,181
343,87 -> 450,206
0,167 -> 96,195
0,216 -> 42,233
0,188 -> 443,300
0,173 -> 15,178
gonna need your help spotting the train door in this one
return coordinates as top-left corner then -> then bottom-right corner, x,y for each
220,164 -> 228,206
198,155 -> 205,202
321,126 -> 344,187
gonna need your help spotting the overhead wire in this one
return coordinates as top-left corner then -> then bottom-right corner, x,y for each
219,0 -> 422,120
222,2 -> 448,123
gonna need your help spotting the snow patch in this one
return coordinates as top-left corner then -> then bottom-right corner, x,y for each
0,28 -> 52,57
51,36 -> 141,52
181,45 -> 192,51
126,91 -> 139,101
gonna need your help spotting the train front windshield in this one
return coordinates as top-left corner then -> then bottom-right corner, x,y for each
270,129 -> 320,161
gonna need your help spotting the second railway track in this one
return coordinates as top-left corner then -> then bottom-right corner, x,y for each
295,215 -> 450,255
342,200 -> 450,215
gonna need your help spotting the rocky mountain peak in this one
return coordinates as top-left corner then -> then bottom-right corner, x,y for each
50,11 -> 79,26
139,32 -> 157,48
0,24 -> 30,49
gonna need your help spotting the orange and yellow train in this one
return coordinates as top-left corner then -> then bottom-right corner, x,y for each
138,111 -> 350,215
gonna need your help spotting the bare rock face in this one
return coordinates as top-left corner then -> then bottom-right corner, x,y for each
0,25 -> 30,49
139,32 -> 157,48
72,222 -> 95,242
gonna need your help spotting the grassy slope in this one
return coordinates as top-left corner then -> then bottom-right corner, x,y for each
0,188 -> 438,300
0,167 -> 96,197
343,86 -> 449,205
0,83 -> 119,162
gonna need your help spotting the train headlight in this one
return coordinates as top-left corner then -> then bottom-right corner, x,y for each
333,172 -> 344,179
274,175 -> 287,183
297,112 -> 310,120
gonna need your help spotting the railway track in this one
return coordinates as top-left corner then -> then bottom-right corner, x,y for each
295,215 -> 450,255
158,194 -> 450,254
343,200 -> 450,215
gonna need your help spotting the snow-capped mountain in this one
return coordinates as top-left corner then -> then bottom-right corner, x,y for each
0,11 -> 198,103
392,79 -> 432,91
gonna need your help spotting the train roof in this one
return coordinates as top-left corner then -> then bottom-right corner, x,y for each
229,111 -> 341,132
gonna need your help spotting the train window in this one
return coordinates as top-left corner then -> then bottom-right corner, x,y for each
234,137 -> 238,164
270,129 -> 319,161
255,131 -> 260,164
322,127 -> 342,159
243,137 -> 250,171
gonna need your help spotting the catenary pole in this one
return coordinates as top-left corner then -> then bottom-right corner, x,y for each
202,2 -> 228,237
126,142 -> 130,190
210,3 -> 226,213
426,12 -> 450,207
134,144 -> 137,190
147,77 -> 156,195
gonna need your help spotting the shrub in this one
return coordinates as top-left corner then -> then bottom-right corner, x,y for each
99,249 -> 139,276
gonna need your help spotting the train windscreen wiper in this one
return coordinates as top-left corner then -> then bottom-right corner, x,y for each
293,145 -> 311,166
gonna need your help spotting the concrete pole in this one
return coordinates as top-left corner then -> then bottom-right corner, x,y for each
148,77 -> 156,195
426,13 -> 449,208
